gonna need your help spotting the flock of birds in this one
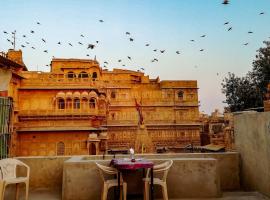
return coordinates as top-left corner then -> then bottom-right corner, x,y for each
1,0 -> 268,72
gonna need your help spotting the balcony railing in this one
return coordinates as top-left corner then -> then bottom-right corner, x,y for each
18,109 -> 106,116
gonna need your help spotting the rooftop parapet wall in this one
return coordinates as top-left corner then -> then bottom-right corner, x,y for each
12,152 -> 239,197
234,112 -> 270,197
160,80 -> 198,89
63,157 -> 221,199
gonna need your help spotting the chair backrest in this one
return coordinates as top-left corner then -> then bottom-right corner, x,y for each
147,160 -> 173,181
0,158 -> 27,180
95,162 -> 118,181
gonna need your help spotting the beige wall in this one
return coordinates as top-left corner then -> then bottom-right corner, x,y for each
8,153 -> 238,197
234,112 -> 270,197
63,157 -> 221,200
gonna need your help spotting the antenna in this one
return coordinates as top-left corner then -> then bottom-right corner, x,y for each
12,30 -> 16,50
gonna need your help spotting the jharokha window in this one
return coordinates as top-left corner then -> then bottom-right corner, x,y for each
57,142 -> 65,155
78,71 -> 89,78
111,91 -> 116,99
178,91 -> 184,100
74,98 -> 80,109
58,98 -> 65,109
67,71 -> 76,78
92,72 -> 97,79
89,98 -> 96,109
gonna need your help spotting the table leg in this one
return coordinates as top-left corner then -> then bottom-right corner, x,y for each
118,171 -> 121,200
150,168 -> 154,200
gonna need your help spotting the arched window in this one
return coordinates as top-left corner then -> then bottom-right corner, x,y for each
57,142 -> 65,155
111,91 -> 116,99
178,91 -> 184,100
66,98 -> 72,110
89,98 -> 96,109
74,98 -> 80,109
81,97 -> 88,110
58,98 -> 65,109
92,72 -> 97,79
67,71 -> 76,79
78,71 -> 89,78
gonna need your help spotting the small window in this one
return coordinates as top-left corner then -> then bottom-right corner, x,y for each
74,98 -> 80,109
111,91 -> 116,99
58,98 -> 65,109
57,142 -> 65,155
89,98 -> 96,109
178,91 -> 184,100
78,71 -> 89,78
67,71 -> 76,78
66,98 -> 72,109
92,72 -> 97,79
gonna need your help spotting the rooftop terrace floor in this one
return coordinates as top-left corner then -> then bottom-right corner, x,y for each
28,190 -> 269,200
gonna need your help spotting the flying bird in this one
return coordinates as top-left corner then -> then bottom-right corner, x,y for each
26,42 -> 30,44
7,39 -> 11,42
126,32 -> 130,35
104,61 -> 108,64
200,49 -> 204,51
43,50 -> 48,53
80,34 -> 84,37
160,50 -> 165,53
140,68 -> 145,71
57,42 -> 61,45
153,49 -> 157,52
99,19 -> 104,23
21,45 -> 26,48
3,31 -> 8,34
118,59 -> 122,62
248,31 -> 253,34
68,43 -> 73,47
224,22 -> 229,25
190,39 -> 195,42
222,0 -> 229,5
96,41 -> 99,44
145,44 -> 150,46
23,35 -> 26,38
31,47 -> 35,49
42,38 -> 46,43
200,35 -> 206,38
78,42 -> 83,45
30,30 -> 34,33
122,64 -> 126,67
87,44 -> 95,49
86,54 -> 90,57
129,38 -> 134,42
228,27 -> 232,31
127,56 -> 131,60
176,51 -> 180,54
37,22 -> 41,25
259,12 -> 265,15
243,43 -> 249,46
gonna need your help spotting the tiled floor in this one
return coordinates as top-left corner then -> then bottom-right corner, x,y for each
27,190 -> 269,200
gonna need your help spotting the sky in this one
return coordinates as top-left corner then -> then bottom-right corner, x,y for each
0,0 -> 270,114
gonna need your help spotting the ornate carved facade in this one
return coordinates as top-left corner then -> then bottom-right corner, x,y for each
1,50 -> 201,156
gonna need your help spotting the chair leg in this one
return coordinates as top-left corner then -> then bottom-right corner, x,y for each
15,183 -> 20,200
102,184 -> 108,200
144,181 -> 149,200
162,184 -> 168,200
1,184 -> 6,200
25,181 -> 29,200
123,183 -> 127,200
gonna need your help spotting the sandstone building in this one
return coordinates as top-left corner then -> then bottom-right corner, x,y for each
0,50 -> 201,156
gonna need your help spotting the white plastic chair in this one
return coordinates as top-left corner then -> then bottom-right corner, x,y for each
0,158 -> 30,200
96,162 -> 127,200
143,160 -> 173,200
